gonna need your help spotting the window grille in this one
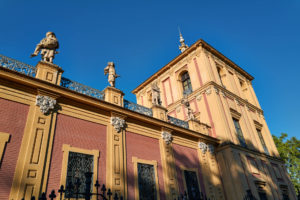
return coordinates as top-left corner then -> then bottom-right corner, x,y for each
137,163 -> 157,200
183,170 -> 201,200
65,152 -> 94,198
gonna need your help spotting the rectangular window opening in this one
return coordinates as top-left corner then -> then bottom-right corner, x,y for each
232,118 -> 247,147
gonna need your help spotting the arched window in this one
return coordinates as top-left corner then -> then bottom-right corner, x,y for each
181,71 -> 192,95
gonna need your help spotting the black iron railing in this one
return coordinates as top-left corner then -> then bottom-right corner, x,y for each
0,54 -> 36,77
167,115 -> 189,129
123,99 -> 153,117
60,77 -> 105,100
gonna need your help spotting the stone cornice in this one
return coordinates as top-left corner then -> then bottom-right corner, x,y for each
0,68 -> 219,145
216,142 -> 284,163
132,39 -> 254,94
167,81 -> 263,116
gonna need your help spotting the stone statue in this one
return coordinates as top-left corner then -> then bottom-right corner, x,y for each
181,96 -> 195,120
151,83 -> 161,106
31,32 -> 59,63
104,62 -> 119,87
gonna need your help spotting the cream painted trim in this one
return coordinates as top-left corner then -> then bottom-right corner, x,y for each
180,166 -> 202,194
60,144 -> 100,200
132,157 -> 160,200
0,132 -> 10,163
58,103 -> 110,126
230,108 -> 241,120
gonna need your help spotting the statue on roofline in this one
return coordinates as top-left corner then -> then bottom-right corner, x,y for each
31,31 -> 59,63
181,95 -> 195,120
151,82 -> 162,106
104,62 -> 120,87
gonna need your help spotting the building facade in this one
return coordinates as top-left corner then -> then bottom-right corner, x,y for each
0,36 -> 297,200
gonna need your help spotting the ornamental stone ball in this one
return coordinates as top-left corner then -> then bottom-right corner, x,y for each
31,32 -> 59,63
104,62 -> 120,87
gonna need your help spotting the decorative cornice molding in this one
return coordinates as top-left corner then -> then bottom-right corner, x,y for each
111,117 -> 126,133
36,95 -> 57,114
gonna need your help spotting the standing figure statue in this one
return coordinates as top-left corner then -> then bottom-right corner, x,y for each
31,32 -> 59,63
151,83 -> 161,106
104,62 -> 120,87
181,96 -> 195,120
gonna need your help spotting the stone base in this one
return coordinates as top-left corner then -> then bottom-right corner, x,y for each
151,105 -> 168,121
35,61 -> 64,85
104,86 -> 124,106
188,119 -> 210,135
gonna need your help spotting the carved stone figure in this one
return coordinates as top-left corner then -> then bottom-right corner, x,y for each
104,62 -> 120,87
181,96 -> 195,120
151,83 -> 161,106
111,117 -> 126,133
31,32 -> 59,63
161,131 -> 173,144
198,142 -> 207,154
36,95 -> 56,114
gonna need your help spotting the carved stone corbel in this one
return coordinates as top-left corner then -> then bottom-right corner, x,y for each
198,142 -> 208,154
161,131 -> 173,145
110,117 -> 126,133
36,95 -> 57,114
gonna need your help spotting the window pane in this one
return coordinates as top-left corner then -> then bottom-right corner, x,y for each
257,129 -> 269,155
138,163 -> 157,200
184,170 -> 201,200
181,72 -> 192,95
65,152 -> 94,198
232,118 -> 247,147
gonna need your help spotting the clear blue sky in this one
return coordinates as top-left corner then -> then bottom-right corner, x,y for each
0,0 -> 299,139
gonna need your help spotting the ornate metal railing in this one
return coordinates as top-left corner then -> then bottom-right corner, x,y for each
0,54 -> 36,77
60,77 -> 105,100
123,99 -> 153,117
167,115 -> 189,129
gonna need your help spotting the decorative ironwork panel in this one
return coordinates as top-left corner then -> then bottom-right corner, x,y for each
65,152 -> 94,198
123,99 -> 153,117
60,77 -> 105,100
183,170 -> 201,200
137,163 -> 157,200
167,115 -> 189,129
0,54 -> 36,77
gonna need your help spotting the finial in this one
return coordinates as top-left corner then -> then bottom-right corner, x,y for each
178,28 -> 188,53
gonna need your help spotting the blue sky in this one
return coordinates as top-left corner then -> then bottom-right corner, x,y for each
0,0 -> 299,139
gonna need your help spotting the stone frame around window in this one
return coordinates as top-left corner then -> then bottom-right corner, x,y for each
132,156 -> 160,200
0,132 -> 10,165
180,166 -> 202,198
60,144 -> 100,199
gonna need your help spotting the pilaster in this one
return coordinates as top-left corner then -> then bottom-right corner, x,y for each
9,90 -> 59,200
159,128 -> 179,200
106,112 -> 127,198
35,61 -> 64,85
104,86 -> 124,106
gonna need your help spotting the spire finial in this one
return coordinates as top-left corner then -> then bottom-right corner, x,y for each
178,27 -> 188,53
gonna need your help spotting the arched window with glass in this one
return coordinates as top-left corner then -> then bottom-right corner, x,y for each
181,71 -> 192,95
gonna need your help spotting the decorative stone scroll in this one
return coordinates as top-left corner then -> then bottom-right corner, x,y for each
198,142 -> 208,154
111,117 -> 126,133
161,131 -> 173,145
36,95 -> 56,114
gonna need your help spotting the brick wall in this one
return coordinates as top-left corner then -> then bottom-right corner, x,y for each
173,143 -> 206,195
0,98 -> 29,199
46,114 -> 107,193
126,132 -> 165,200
